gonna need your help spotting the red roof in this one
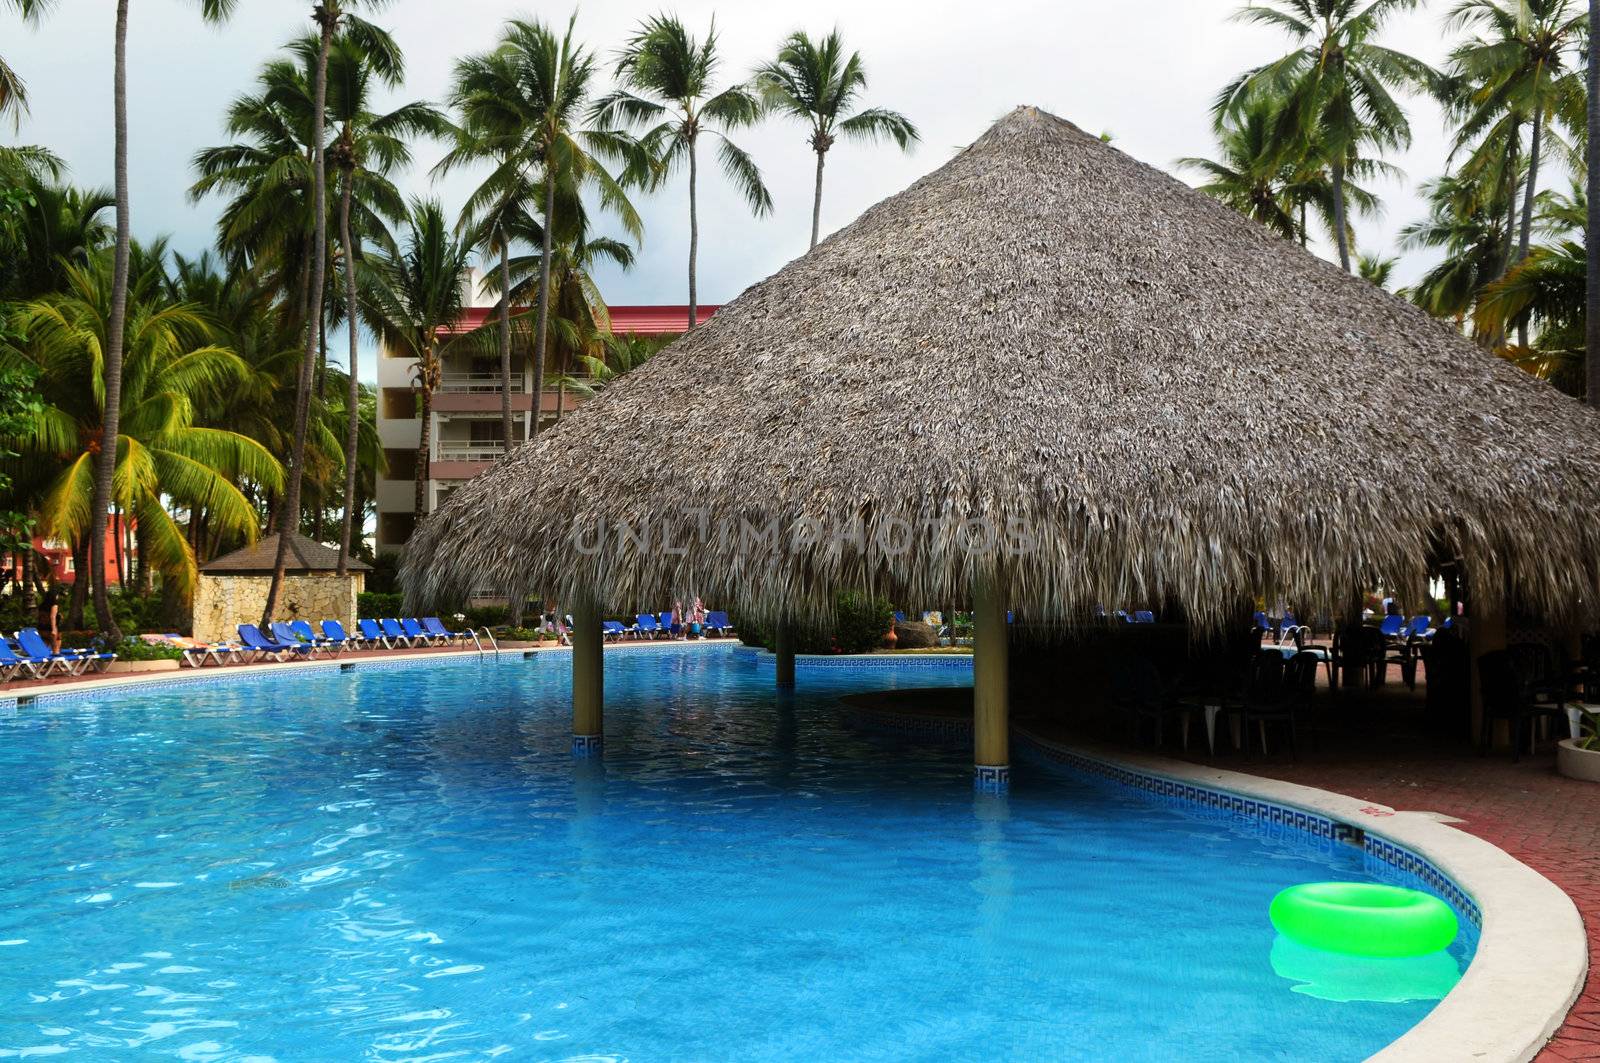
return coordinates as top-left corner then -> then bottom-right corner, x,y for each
444,304 -> 718,336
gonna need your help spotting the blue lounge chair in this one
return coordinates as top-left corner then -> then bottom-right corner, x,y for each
315,620 -> 357,653
272,621 -> 324,657
600,620 -> 626,641
1378,614 -> 1407,639
162,634 -> 241,667
422,617 -> 467,645
238,623 -> 309,662
705,611 -> 733,636
662,610 -> 680,636
19,627 -> 114,675
357,618 -> 388,648
401,618 -> 442,646
0,638 -> 38,682
1406,615 -> 1433,640
285,619 -> 341,656
1133,610 -> 1156,623
380,618 -> 416,648
635,613 -> 662,639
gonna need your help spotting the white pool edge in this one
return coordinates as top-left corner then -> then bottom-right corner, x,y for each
1013,726 -> 1586,1063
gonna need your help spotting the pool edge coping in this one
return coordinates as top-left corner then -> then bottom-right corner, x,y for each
1011,724 -> 1586,1063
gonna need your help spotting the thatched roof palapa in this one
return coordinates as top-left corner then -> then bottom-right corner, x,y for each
404,106 -> 1600,633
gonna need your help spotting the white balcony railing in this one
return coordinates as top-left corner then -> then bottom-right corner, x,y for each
434,439 -> 507,462
439,372 -> 523,394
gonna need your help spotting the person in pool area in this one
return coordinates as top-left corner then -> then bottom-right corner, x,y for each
37,584 -> 61,654
690,596 -> 706,639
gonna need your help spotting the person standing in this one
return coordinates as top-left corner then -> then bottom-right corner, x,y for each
37,585 -> 61,654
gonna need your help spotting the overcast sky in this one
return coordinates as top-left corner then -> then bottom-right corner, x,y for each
7,0 -> 1477,376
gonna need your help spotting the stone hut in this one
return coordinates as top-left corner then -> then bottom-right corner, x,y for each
193,534 -> 369,643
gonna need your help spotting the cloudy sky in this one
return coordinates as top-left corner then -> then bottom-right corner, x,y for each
7,0 -> 1472,373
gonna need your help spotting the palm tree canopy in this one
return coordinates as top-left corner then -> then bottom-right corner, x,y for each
593,13 -> 772,215
360,197 -> 475,363
755,29 -> 919,153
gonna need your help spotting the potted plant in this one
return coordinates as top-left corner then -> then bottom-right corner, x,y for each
106,637 -> 185,674
1558,704 -> 1600,783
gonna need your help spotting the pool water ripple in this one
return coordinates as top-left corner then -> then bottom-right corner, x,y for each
0,646 -> 1472,1061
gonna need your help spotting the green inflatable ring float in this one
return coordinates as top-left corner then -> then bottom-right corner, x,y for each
1270,882 -> 1458,958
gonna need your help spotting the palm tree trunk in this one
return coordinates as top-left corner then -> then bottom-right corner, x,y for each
89,0 -> 131,642
137,520 -> 152,595
1589,0 -> 1600,405
414,350 -> 434,525
556,379 -> 564,422
497,230 -> 514,449
1518,105 -> 1543,265
1331,158 -> 1351,273
20,549 -> 34,614
337,168 -> 361,576
530,175 -> 556,441
261,10 -> 334,630
113,503 -> 126,588
317,296 -> 328,399
809,147 -> 826,250
687,132 -> 699,330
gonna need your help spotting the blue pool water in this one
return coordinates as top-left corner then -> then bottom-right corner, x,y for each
0,645 -> 1473,1061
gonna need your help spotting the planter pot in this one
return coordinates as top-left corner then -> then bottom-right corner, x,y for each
106,659 -> 181,674
495,640 -> 541,649
1557,739 -> 1600,784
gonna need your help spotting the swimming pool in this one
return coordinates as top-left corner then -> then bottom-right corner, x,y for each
0,645 -> 1473,1060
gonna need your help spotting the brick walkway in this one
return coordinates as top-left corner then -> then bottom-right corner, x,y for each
1158,685 -> 1600,1060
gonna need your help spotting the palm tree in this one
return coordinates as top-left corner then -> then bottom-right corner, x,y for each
1182,98 -> 1305,240
92,0 -> 239,642
446,17 -> 641,445
260,4 -> 392,630
755,29 -> 918,250
360,198 -> 475,525
1445,0 -> 1586,267
1214,0 -> 1433,272
317,30 -> 447,574
594,13 -> 770,330
3,178 -> 112,301
0,0 -> 48,125
7,252 -> 283,597
1401,172 -> 1512,333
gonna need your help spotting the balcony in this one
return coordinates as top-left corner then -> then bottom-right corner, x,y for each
439,372 -> 523,394
434,439 -> 507,462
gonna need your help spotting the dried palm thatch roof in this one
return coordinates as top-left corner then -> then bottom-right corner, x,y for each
202,533 -> 369,575
405,106 -> 1600,633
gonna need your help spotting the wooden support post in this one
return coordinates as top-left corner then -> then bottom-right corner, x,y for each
973,580 -> 1010,792
572,599 -> 604,756
775,618 -> 796,689
1468,582 -> 1507,749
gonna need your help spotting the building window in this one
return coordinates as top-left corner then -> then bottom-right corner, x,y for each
384,448 -> 418,480
379,512 -> 416,546
381,388 -> 418,420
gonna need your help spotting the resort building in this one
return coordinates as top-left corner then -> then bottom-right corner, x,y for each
373,298 -> 718,554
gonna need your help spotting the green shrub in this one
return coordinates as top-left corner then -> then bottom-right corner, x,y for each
357,592 -> 404,619
834,591 -> 894,654
115,637 -> 185,662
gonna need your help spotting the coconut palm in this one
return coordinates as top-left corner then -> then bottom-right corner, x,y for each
6,251 -> 283,597
593,13 -> 770,330
444,16 -> 641,445
2,178 -> 112,301
1402,172 -> 1513,332
755,29 -> 918,250
1445,0 -> 1586,268
360,198 -> 476,524
260,1 -> 392,631
0,0 -> 48,124
92,0 -> 240,641
315,30 -> 446,573
1214,0 -> 1434,272
1476,239 -> 1586,392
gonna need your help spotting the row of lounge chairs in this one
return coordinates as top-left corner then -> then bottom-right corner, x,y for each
609,611 -> 734,640
0,627 -> 118,681
147,617 -> 481,667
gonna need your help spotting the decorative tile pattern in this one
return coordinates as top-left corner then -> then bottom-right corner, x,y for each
572,734 -> 604,758
974,764 -> 1010,793
844,708 -> 973,741
1013,731 -> 1482,928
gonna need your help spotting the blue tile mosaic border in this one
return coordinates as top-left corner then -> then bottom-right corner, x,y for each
1013,731 -> 1482,928
974,764 -> 1010,793
733,645 -> 974,671
844,707 -> 973,742
572,734 -> 604,758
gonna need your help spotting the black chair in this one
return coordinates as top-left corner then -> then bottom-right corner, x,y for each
1243,650 -> 1318,757
1478,649 -> 1567,761
1506,641 -> 1570,712
1112,656 -> 1192,749
1334,624 -> 1386,690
